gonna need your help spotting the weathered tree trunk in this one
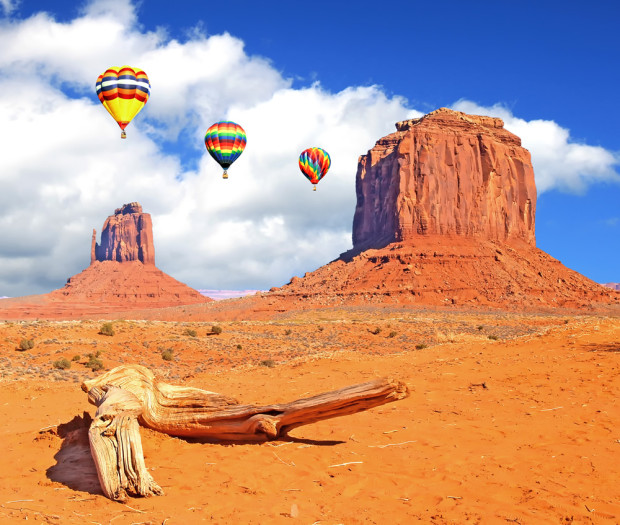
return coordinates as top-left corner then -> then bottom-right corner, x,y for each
82,365 -> 409,501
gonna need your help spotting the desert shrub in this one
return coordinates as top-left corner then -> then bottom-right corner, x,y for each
317,326 -> 325,332
183,328 -> 197,337
388,331 -> 397,338
85,354 -> 104,371
71,355 -> 81,362
210,325 -> 222,335
415,343 -> 427,350
488,335 -> 498,341
99,322 -> 115,337
236,344 -> 242,350
371,327 -> 382,335
259,359 -> 276,368
284,329 -> 292,336
477,325 -> 484,331
53,358 -> 71,370
161,348 -> 174,361
18,339 -> 35,351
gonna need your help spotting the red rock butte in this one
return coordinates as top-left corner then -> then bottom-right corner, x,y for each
0,202 -> 209,319
260,108 -> 619,313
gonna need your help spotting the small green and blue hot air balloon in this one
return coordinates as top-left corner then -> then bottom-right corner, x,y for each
204,120 -> 247,179
299,147 -> 331,190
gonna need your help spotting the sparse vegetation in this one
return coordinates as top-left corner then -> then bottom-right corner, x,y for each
210,325 -> 222,335
18,339 -> 35,351
488,335 -> 499,341
85,352 -> 104,371
99,322 -> 115,337
183,328 -> 197,337
161,348 -> 174,361
371,327 -> 382,335
284,329 -> 292,336
388,331 -> 397,338
259,359 -> 276,368
415,343 -> 427,350
236,344 -> 242,350
53,358 -> 71,370
477,325 -> 484,331
72,355 -> 81,362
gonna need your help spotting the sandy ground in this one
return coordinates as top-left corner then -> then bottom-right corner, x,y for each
0,309 -> 618,524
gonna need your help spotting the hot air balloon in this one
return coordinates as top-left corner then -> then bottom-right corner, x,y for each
204,121 -> 247,179
96,66 -> 150,139
299,147 -> 331,190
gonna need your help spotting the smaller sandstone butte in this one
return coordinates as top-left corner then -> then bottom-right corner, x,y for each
353,108 -> 536,251
48,202 -> 208,309
91,202 -> 155,265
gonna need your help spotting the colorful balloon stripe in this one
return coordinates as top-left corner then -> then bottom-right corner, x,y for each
95,66 -> 150,137
299,147 -> 331,186
205,121 -> 247,171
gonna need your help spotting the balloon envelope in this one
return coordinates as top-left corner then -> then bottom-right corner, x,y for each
299,147 -> 331,187
204,121 -> 247,177
96,66 -> 150,137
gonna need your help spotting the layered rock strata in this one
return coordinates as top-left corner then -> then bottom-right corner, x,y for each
353,108 -> 536,251
92,202 -> 155,264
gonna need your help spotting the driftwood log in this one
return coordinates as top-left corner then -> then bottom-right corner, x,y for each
81,365 -> 409,501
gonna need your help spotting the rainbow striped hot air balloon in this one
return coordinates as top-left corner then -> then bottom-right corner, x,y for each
96,66 -> 150,139
204,121 -> 247,179
299,147 -> 331,191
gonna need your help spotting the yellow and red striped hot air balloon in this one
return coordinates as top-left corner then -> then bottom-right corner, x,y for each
96,66 -> 150,138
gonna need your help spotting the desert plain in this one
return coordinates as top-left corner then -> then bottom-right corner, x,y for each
0,305 -> 618,524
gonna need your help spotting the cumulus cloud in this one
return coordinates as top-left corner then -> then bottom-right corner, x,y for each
0,0 -> 617,297
451,100 -> 620,194
0,0 -> 417,296
0,0 -> 17,16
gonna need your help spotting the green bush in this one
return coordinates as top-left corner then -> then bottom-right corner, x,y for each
211,325 -> 222,335
18,339 -> 35,351
53,358 -> 71,370
86,354 -> 104,371
183,328 -> 197,337
161,348 -> 174,361
99,322 -> 115,336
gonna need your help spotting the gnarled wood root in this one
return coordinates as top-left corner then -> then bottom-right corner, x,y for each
82,365 -> 409,501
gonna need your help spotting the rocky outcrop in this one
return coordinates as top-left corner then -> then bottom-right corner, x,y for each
353,108 -> 536,251
93,202 -> 155,265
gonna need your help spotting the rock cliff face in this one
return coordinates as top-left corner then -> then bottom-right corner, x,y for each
353,108 -> 536,251
92,202 -> 155,265
263,109 -> 618,312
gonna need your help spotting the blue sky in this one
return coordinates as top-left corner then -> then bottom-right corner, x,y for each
0,0 -> 618,297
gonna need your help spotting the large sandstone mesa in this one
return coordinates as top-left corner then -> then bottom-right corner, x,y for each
353,108 -> 536,251
91,202 -> 155,265
263,108 -> 619,312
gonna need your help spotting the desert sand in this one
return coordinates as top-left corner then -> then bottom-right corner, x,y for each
0,307 -> 618,524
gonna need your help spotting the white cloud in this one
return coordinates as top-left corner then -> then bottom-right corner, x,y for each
0,0 -> 17,16
451,100 -> 620,194
0,0 -> 617,297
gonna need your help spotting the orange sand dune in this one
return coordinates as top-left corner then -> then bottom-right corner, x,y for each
0,310 -> 618,523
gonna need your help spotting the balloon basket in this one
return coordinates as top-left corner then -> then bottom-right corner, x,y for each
313,185 -> 317,191
121,131 -> 127,139
222,171 -> 228,179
